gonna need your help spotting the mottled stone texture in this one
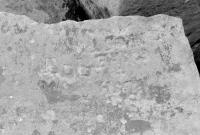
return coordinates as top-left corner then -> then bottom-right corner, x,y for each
79,0 -> 200,73
0,12 -> 200,135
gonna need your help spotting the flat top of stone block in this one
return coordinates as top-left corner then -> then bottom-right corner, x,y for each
0,12 -> 200,135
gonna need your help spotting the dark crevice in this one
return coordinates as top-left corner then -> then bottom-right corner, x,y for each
185,31 -> 192,37
193,39 -> 200,74
75,5 -> 91,20
62,0 -> 91,21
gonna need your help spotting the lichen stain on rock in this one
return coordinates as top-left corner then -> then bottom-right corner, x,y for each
125,120 -> 152,135
148,85 -> 171,104
168,63 -> 181,72
0,66 -> 4,75
0,66 -> 5,86
81,28 -> 94,36
15,106 -> 27,117
105,35 -> 127,49
7,46 -> 12,52
13,23 -> 28,34
67,94 -> 81,102
92,128 -> 101,135
114,36 -> 127,49
32,129 -> 41,135
120,81 -> 132,99
108,121 -> 121,134
93,122 -> 108,135
67,37 -> 77,47
37,80 -> 48,90
65,25 -> 79,37
0,106 -> 7,115
77,66 -> 91,77
37,80 -> 67,104
1,21 -> 11,34
107,108 -> 123,121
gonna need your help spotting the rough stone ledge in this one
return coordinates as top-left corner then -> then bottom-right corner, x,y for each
0,11 -> 200,135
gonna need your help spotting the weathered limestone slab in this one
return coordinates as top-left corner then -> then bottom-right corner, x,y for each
0,12 -> 200,135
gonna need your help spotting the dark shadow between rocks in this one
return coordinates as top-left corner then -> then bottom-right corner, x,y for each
62,0 -> 91,21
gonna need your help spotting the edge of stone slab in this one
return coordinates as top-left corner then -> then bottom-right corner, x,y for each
0,11 -> 191,64
0,11 -> 190,58
0,11 -> 189,56
0,11 -> 183,26
0,11 -> 188,51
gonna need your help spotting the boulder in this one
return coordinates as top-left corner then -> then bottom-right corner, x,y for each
78,0 -> 120,18
0,0 -> 90,23
0,12 -> 200,135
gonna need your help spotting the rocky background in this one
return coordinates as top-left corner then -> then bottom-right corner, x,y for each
1,0 -> 200,75
79,0 -> 200,75
0,0 -> 90,23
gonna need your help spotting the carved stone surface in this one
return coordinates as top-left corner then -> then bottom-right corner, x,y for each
0,12 -> 200,135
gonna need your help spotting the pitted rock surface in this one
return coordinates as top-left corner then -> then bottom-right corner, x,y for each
0,12 -> 200,135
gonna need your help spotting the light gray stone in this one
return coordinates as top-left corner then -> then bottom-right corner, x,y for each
0,12 -> 200,135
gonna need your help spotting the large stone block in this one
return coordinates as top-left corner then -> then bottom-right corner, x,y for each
0,12 -> 200,135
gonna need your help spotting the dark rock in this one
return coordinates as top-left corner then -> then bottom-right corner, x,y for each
63,0 -> 91,21
195,0 -> 200,6
0,0 -> 91,23
34,0 -> 91,22
193,43 -> 200,73
32,129 -> 41,135
78,0 -> 111,19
